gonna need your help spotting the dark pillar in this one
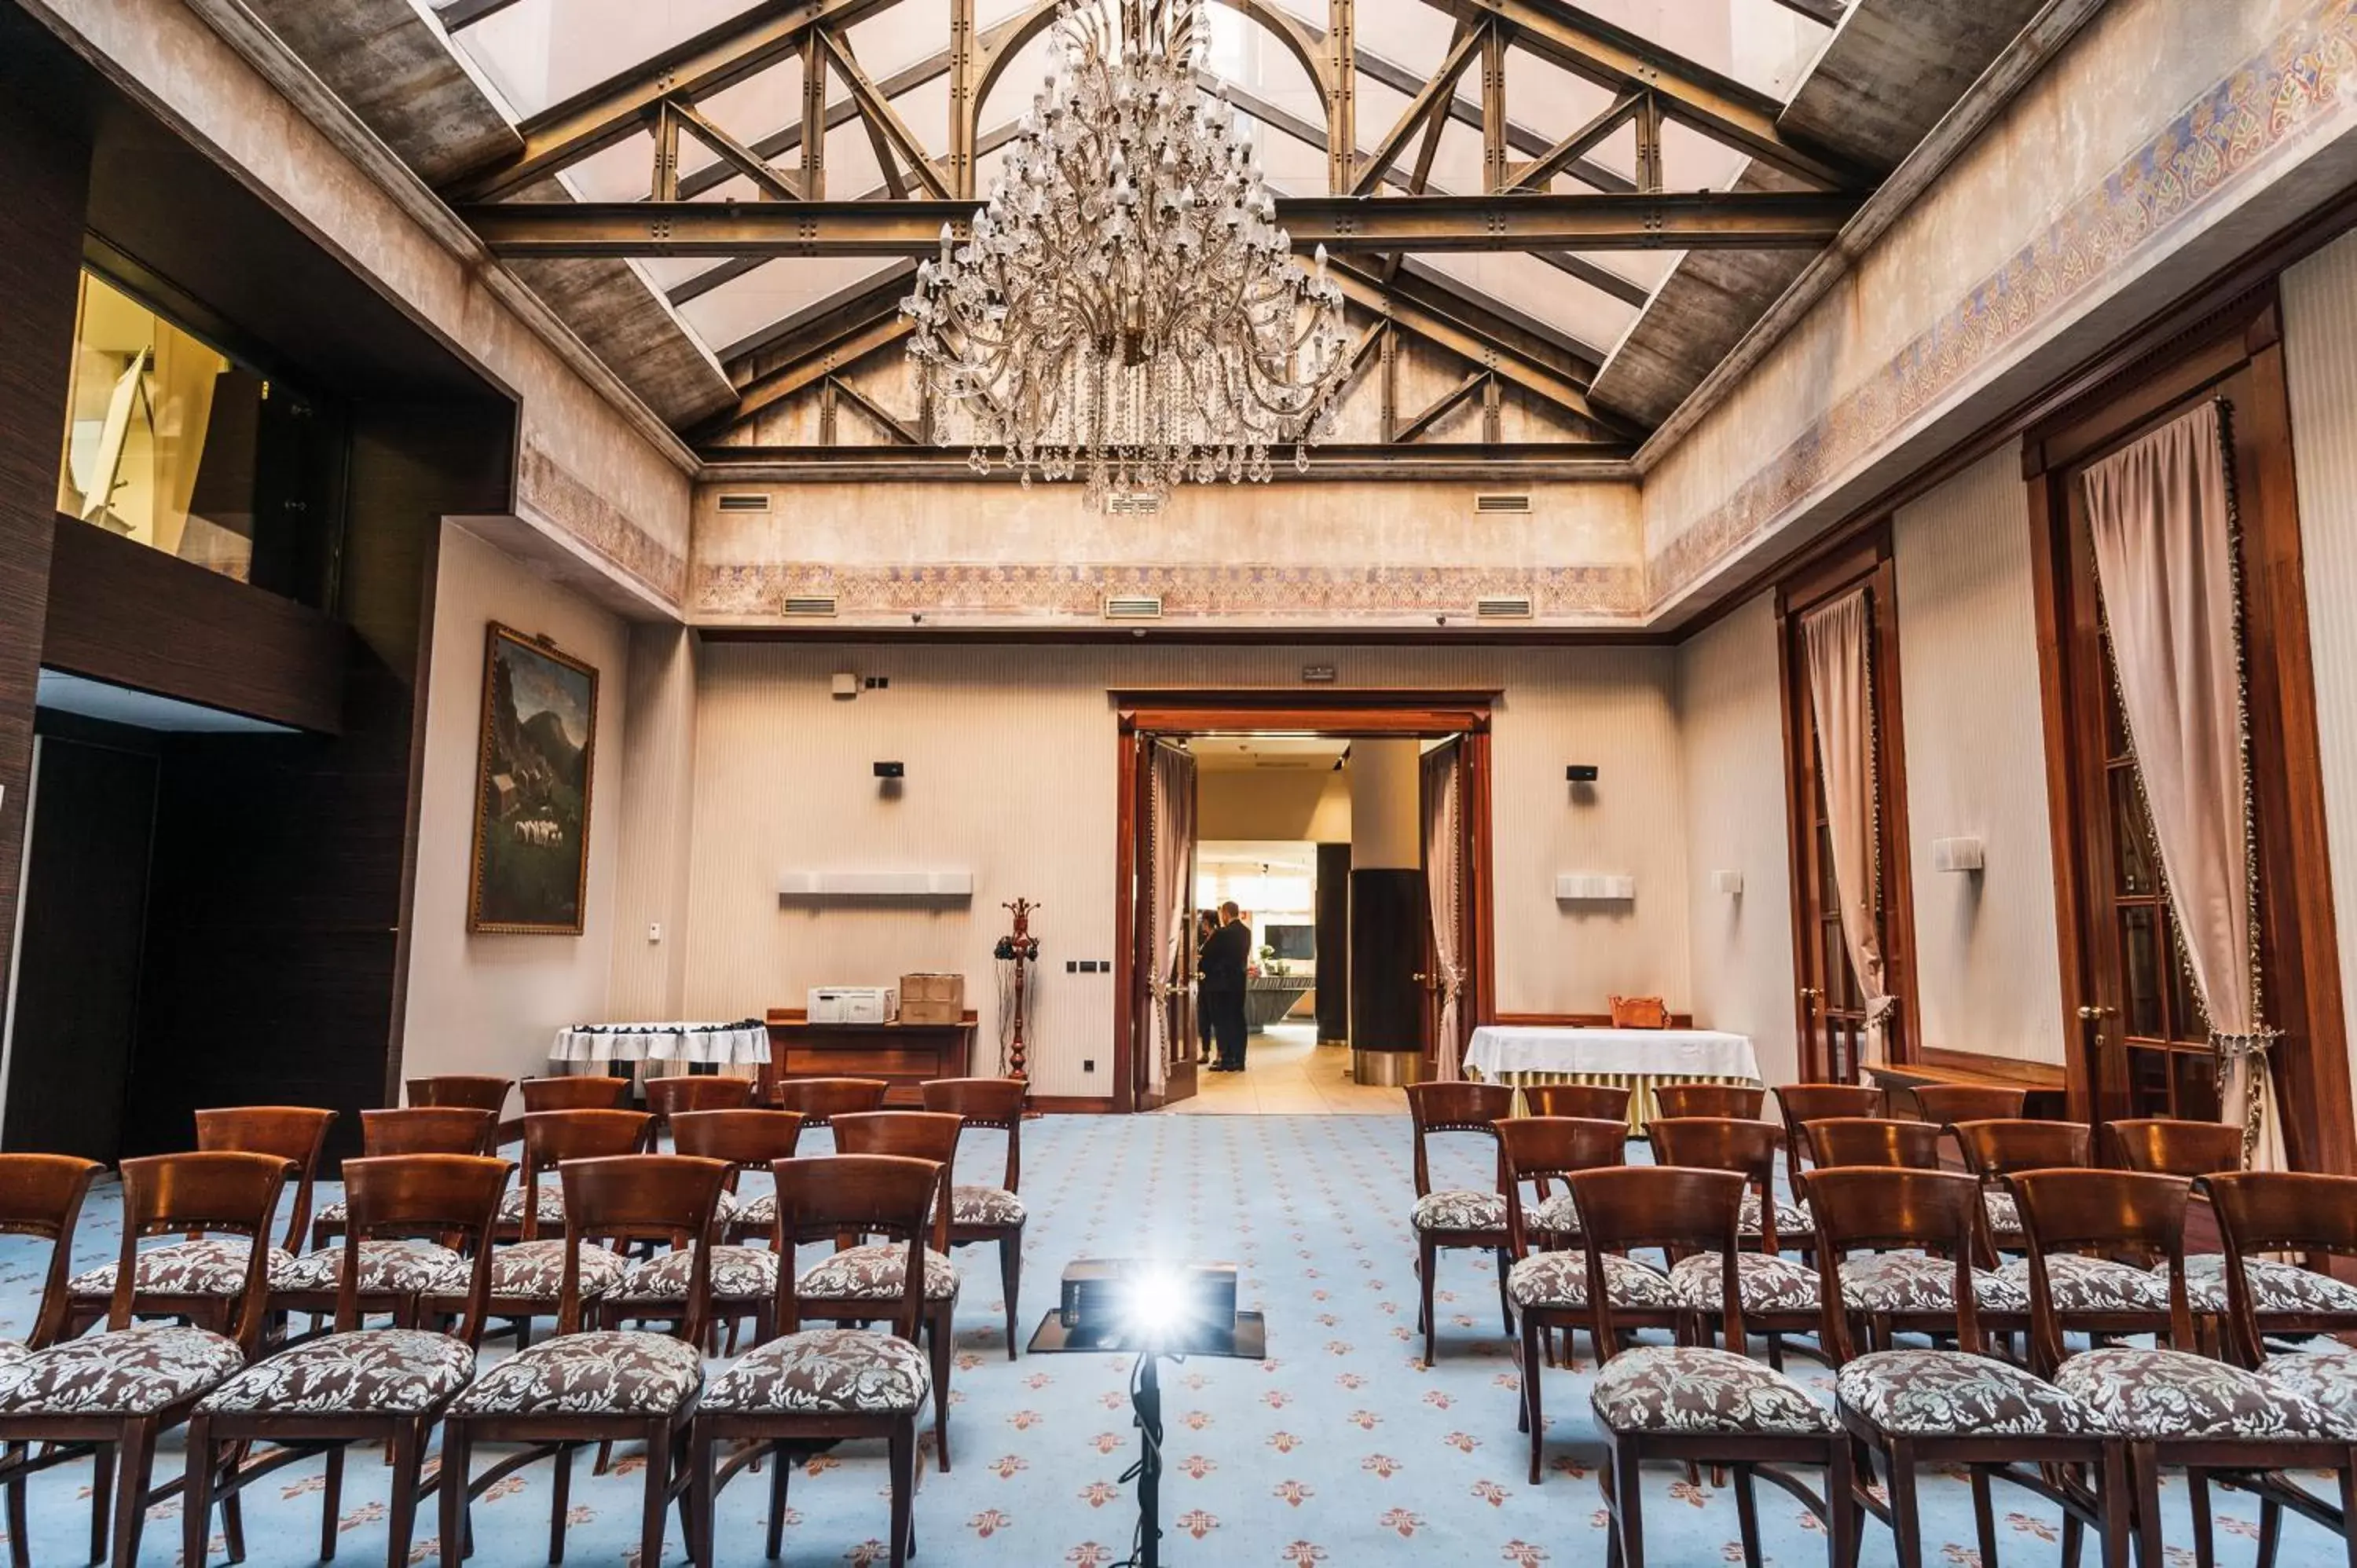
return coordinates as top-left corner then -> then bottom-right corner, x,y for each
1347,738 -> 1425,1085
1314,841 -> 1351,1043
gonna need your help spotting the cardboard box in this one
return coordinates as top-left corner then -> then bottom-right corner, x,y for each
899,973 -> 966,1025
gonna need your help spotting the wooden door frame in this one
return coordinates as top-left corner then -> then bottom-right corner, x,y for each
2023,287 -> 2355,1171
1111,691 -> 1498,1112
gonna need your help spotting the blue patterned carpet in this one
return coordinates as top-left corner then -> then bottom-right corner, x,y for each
0,1112 -> 2327,1566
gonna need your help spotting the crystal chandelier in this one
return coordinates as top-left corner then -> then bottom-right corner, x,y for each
901,0 -> 1351,502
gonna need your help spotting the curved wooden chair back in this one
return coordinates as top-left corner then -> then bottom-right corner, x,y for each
519,1110 -> 655,1239
771,1154 -> 942,1343
114,1151 -> 290,1350
1805,1116 -> 1941,1173
668,1109 -> 808,1191
1948,1119 -> 2090,1179
2011,1169 -> 2195,1372
1566,1167 -> 1747,1351
644,1075 -> 756,1124
1649,1117 -> 1785,1248
1405,1081 -> 1515,1198
1776,1085 -> 1882,1188
2104,1117 -> 2243,1177
406,1075 -> 512,1116
772,1077 -> 891,1124
921,1078 -> 1026,1194
1805,1167 -> 1987,1361
1910,1084 -> 2028,1125
0,1154 -> 103,1350
339,1154 -> 511,1340
2203,1171 -> 2357,1365
1649,1083 -> 1765,1120
360,1107 -> 498,1157
195,1106 -> 336,1250
556,1155 -> 729,1338
1522,1083 -> 1633,1123
1494,1116 -> 1626,1255
834,1112 -> 962,1241
521,1075 -> 631,1113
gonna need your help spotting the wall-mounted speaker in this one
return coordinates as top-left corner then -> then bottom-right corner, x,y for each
1566,764 -> 1599,783
874,761 -> 905,779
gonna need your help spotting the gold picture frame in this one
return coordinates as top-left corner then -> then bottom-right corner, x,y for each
467,621 -> 599,934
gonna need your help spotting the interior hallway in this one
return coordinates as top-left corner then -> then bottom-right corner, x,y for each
1162,1022 -> 1406,1115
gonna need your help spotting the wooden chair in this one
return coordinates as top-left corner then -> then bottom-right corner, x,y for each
1648,1118 -> 1822,1368
2013,1168 -> 2357,1568
1909,1083 -> 2029,1126
1803,1116 -> 1942,1172
644,1074 -> 756,1127
1506,1112 -> 1626,1254
1404,1081 -> 1517,1364
2102,1116 -> 2243,1178
687,1154 -> 938,1568
771,1075 -> 892,1121
1948,1119 -> 2090,1255
1776,1083 -> 1882,1206
1523,1082 -> 1633,1123
438,1153 -> 728,1568
1498,1118 -> 1677,1416
1575,1163 -> 1857,1568
426,1110 -> 652,1344
66,1105 -> 335,1339
183,1153 -> 511,1568
1651,1083 -> 1767,1120
608,1109 -> 808,1349
1812,1167 -> 2127,1568
311,1109 -> 500,1247
813,1110 -> 963,1471
0,1153 -> 104,1568
406,1076 -> 513,1117
921,1077 -> 1029,1360
520,1075 -> 632,1112
0,1152 -> 287,1568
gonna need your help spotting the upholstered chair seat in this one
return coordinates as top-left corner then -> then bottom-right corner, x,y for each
2175,1252 -> 2357,1315
497,1187 -> 567,1226
1837,1252 -> 2028,1313
1412,1189 -> 1507,1232
1527,1192 -> 1582,1238
702,1328 -> 932,1416
1736,1192 -> 1812,1239
276,1240 -> 463,1295
0,1324 -> 246,1416
1981,1189 -> 2023,1239
1592,1345 -> 1834,1435
950,1185 -> 1026,1227
1838,1350 -> 2099,1437
1505,1251 -> 1676,1310
71,1240 -> 295,1299
2054,1346 -> 2341,1441
1668,1251 -> 1822,1313
611,1244 -> 780,1305
796,1244 -> 960,1302
732,1190 -> 778,1232
2253,1350 -> 2357,1438
1993,1253 -> 2169,1313
432,1239 -> 629,1301
449,1330 -> 702,1418
197,1328 -> 475,1416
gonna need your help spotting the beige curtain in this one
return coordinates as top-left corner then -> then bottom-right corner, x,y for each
2082,399 -> 2282,1171
148,324 -> 224,558
1420,741 -> 1465,1079
1146,742 -> 1197,1094
1803,589 -> 1896,1062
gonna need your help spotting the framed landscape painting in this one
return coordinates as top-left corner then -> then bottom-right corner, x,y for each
467,622 -> 599,934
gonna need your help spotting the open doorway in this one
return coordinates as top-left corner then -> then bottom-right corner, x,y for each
1113,691 -> 1495,1112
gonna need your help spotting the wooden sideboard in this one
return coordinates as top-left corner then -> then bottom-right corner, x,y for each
761,1009 -> 977,1107
1867,1056 -> 2071,1119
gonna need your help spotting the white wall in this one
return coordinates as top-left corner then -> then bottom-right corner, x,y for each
677,643 -> 1692,1097
401,522 -> 632,1085
1675,593 -> 1799,1088
1892,450 -> 2069,1064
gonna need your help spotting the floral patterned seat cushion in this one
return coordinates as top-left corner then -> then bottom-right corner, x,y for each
0,1324 -> 245,1416
703,1329 -> 931,1416
1412,1190 -> 1507,1234
276,1240 -> 465,1295
797,1244 -> 961,1303
313,1199 -> 348,1227
1983,1189 -> 2023,1238
427,1240 -> 629,1302
1669,1251 -> 1823,1314
1737,1192 -> 1813,1240
1527,1193 -> 1582,1237
1837,1252 -> 2028,1314
2055,1346 -> 2339,1441
1838,1350 -> 2098,1437
611,1246 -> 780,1304
2175,1254 -> 2357,1316
449,1330 -> 702,1417
1995,1254 -> 2170,1314
70,1240 -> 294,1299
2255,1351 -> 2357,1440
497,1187 -> 567,1226
951,1185 -> 1027,1228
199,1329 -> 476,1416
732,1192 -> 777,1232
1505,1251 -> 1676,1311
1592,1345 -> 1833,1436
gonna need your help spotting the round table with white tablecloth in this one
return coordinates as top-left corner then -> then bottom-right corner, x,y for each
548,1022 -> 771,1094
1461,1024 -> 1761,1132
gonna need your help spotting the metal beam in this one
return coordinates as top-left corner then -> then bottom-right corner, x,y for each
461,191 -> 1859,258
695,441 -> 1637,477
823,31 -> 951,198
703,311 -> 915,438
827,374 -> 925,443
1393,370 -> 1490,441
1327,262 -> 1598,425
1508,90 -> 1637,192
1351,24 -> 1483,196
667,97 -> 801,200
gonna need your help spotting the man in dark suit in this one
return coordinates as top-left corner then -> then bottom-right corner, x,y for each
1198,901 -> 1254,1072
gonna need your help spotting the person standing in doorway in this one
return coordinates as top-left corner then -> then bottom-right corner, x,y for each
1200,901 -> 1253,1072
1194,910 -> 1220,1064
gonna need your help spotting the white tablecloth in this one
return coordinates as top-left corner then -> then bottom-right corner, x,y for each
551,1022 -> 771,1067
1463,1026 -> 1759,1081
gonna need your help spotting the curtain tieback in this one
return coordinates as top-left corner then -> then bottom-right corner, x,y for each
2210,1026 -> 2278,1170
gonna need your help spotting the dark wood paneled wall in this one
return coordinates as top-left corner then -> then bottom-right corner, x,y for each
1314,841 -> 1351,1042
0,88 -> 90,1035
1350,868 -> 1425,1053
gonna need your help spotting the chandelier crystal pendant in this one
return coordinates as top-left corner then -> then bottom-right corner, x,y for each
902,0 -> 1351,503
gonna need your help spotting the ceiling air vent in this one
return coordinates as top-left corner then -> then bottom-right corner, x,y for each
1102,595 -> 1164,621
1475,493 -> 1532,515
1105,492 -> 1165,515
1476,595 -> 1535,620
782,595 -> 838,617
715,493 -> 772,513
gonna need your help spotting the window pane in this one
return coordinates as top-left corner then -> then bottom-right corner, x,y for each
1817,823 -> 1840,909
2111,769 -> 2157,896
2119,905 -> 2164,1039
2170,1050 -> 2222,1124
2125,1045 -> 2173,1119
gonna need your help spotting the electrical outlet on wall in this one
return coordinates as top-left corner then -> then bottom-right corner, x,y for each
647,922 -> 662,943
1083,1059 -> 1096,1073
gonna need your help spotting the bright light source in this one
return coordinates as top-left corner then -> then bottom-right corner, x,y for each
1121,1267 -> 1194,1343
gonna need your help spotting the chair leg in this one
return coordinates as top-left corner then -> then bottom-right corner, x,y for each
2256,1497 -> 2282,1568
764,1438 -> 790,1560
929,1306 -> 953,1473
1824,1438 -> 1857,1568
549,1442 -> 574,1565
5,1445 -> 29,1568
1000,1229 -> 1023,1361
1515,1315 -> 1534,1437
90,1436 -> 115,1563
321,1441 -> 346,1562
2098,1442 -> 2131,1568
687,1425 -> 716,1568
1615,1434 -> 1646,1568
2337,1450 -> 2357,1568
387,1424 -> 424,1568
2187,1469 -> 2213,1568
1494,1247 -> 1515,1336
2129,1443 -> 2164,1568
638,1420 -> 669,1568
888,1419 -> 916,1568
1524,1320 -> 1545,1486
438,1426 -> 470,1568
1971,1466 -> 1999,1568
1733,1464 -> 1762,1568
1417,1234 -> 1437,1365
1885,1437 -> 1924,1568
110,1419 -> 156,1568
182,1418 -> 216,1568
